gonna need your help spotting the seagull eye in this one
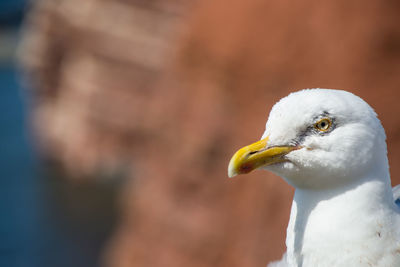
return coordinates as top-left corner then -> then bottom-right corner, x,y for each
314,118 -> 332,132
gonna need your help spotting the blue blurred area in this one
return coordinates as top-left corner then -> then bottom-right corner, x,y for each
0,0 -> 26,25
0,1 -> 41,267
0,67 -> 41,267
0,2 -> 118,267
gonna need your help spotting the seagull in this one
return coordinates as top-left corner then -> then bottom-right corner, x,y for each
228,89 -> 400,267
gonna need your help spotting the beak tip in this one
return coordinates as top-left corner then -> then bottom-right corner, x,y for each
228,172 -> 237,178
228,164 -> 238,178
227,153 -> 238,178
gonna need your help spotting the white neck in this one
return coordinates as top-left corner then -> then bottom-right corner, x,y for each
285,171 -> 399,267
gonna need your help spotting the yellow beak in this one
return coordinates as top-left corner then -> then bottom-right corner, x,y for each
228,136 -> 299,178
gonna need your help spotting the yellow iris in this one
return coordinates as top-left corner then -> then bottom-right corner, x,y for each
314,118 -> 332,132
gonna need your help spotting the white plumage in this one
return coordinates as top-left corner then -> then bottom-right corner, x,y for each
228,89 -> 400,267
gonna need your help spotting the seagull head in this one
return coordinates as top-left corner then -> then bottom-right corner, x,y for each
228,89 -> 388,189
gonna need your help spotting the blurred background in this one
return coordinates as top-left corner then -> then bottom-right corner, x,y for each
3,0 -> 400,266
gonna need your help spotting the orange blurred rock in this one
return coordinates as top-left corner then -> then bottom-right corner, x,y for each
20,0 -> 190,177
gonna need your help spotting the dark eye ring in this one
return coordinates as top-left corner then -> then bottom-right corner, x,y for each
314,118 -> 332,132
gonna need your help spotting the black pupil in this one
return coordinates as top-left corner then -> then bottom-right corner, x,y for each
320,121 -> 326,128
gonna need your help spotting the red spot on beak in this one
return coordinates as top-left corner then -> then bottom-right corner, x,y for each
239,163 -> 254,174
